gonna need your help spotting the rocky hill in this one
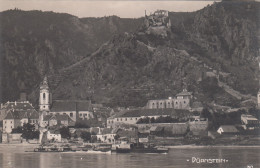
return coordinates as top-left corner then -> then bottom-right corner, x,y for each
0,1 -> 259,108
0,9 -> 142,101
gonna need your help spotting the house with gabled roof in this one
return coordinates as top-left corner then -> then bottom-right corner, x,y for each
107,108 -> 191,128
47,129 -> 61,142
93,127 -> 117,143
0,99 -> 35,121
42,114 -> 75,127
3,110 -> 39,133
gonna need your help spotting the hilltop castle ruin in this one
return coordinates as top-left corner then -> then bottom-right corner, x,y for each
143,10 -> 171,37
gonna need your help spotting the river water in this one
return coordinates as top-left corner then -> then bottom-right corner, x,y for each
0,145 -> 259,168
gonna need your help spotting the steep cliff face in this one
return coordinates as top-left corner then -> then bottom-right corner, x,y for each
169,1 -> 259,95
0,1 -> 259,108
0,10 -> 142,101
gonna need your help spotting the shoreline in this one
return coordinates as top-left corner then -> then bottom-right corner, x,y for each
0,143 -> 259,148
164,145 -> 260,148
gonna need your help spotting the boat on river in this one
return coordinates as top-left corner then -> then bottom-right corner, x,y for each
111,143 -> 169,154
34,145 -> 72,152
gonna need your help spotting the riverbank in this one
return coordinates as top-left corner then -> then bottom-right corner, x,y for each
0,142 -> 259,148
165,145 -> 260,148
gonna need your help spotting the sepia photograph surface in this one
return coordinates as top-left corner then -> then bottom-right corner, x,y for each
0,0 -> 259,167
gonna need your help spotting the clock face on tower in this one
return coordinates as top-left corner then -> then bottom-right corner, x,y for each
39,76 -> 51,111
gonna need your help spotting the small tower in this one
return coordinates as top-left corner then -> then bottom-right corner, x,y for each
39,76 -> 51,112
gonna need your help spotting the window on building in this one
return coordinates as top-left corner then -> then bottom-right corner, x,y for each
10,121 -> 12,124
130,118 -> 132,120
120,118 -> 122,121
43,93 -> 46,100
5,121 -> 6,124
70,113 -> 73,117
11,126 -> 12,129
117,119 -> 119,121
176,102 -> 178,104
125,118 -> 127,121
136,118 -> 138,120
80,114 -> 82,116
184,101 -> 186,104
108,121 -> 110,124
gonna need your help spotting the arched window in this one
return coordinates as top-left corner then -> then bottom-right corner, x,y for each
43,93 -> 46,100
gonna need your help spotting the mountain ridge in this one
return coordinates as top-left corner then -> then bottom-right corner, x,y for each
0,1 -> 259,109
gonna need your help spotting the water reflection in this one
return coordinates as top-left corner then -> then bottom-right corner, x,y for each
0,145 -> 259,168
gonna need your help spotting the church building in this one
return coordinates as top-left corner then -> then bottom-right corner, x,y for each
38,76 -> 94,127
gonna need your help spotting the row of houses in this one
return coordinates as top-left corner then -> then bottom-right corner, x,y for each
107,108 -> 192,128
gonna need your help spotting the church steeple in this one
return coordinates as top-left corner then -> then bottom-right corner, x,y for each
39,76 -> 51,112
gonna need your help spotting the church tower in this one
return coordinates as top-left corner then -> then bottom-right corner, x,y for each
39,76 -> 51,112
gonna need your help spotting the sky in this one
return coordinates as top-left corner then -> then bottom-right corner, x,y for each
0,0 -> 217,18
